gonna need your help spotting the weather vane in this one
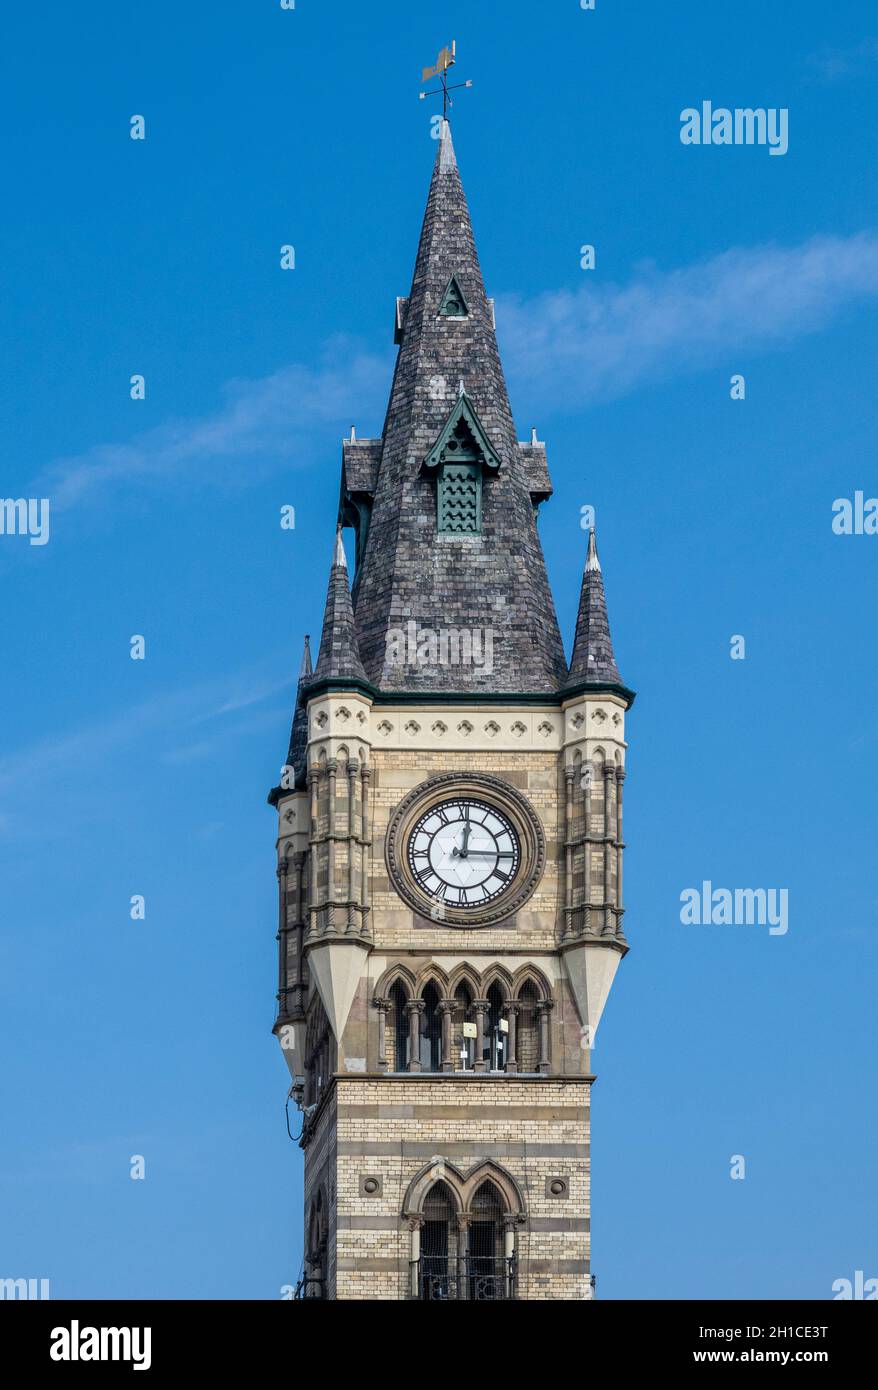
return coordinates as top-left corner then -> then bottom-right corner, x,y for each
419,40 -> 472,119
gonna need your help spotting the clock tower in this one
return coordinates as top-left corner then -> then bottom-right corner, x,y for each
270,120 -> 634,1301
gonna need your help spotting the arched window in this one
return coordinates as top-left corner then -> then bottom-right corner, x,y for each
420,1181 -> 457,1300
454,983 -> 474,1070
388,981 -> 409,1072
485,982 -> 506,1072
420,983 -> 442,1073
516,982 -> 540,1073
469,1181 -> 506,1298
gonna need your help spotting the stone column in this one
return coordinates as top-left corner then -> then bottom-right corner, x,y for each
346,757 -> 359,931
406,999 -> 425,1073
583,756 -> 593,927
603,763 -> 615,931
503,1214 -> 518,1295
438,999 -> 456,1072
504,1001 -> 520,1073
473,999 -> 490,1073
563,764 -> 576,939
408,1215 -> 424,1297
276,858 -> 289,1011
293,851 -> 307,999
536,1001 -> 553,1074
307,767 -> 319,936
326,758 -> 338,922
360,761 -> 371,921
615,765 -> 626,915
374,997 -> 391,1071
456,1213 -> 471,1301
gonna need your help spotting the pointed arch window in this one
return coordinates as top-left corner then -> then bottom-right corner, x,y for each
420,982 -> 442,1073
423,392 -> 501,537
516,982 -> 540,1073
388,981 -> 409,1072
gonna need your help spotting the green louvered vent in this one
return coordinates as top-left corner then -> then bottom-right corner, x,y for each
438,462 -> 481,534
439,274 -> 469,318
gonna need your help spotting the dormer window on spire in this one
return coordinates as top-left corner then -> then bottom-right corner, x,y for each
423,392 -> 501,536
439,273 -> 469,318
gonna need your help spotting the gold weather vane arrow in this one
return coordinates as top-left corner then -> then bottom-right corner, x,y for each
419,39 -> 473,118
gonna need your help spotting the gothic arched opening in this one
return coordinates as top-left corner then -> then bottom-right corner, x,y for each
388,981 -> 409,1072
516,981 -> 540,1073
469,1180 -> 506,1299
420,1180 -> 457,1300
485,982 -> 506,1071
454,982 -> 474,1070
420,982 -> 442,1073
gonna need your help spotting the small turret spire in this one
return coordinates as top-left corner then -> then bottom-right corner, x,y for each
314,529 -> 368,684
566,528 -> 624,689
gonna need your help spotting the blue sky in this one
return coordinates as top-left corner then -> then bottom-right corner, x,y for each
1,0 -> 876,1299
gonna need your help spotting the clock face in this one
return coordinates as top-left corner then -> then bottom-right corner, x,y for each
406,798 -> 521,908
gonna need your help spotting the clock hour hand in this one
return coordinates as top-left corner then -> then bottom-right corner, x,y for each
452,820 -> 472,858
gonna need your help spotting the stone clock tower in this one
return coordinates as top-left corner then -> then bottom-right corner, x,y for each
269,120 -> 634,1301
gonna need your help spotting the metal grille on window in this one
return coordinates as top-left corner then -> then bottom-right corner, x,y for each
389,982 -> 409,1072
421,983 -> 442,1073
420,1181 -> 457,1300
516,983 -> 539,1073
454,983 -> 474,1070
469,1182 -> 508,1300
486,982 -> 506,1072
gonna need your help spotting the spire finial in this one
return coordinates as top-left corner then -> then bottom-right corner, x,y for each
586,527 -> 601,573
334,526 -> 347,569
419,39 -> 472,120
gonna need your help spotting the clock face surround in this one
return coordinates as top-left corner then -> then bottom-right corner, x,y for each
406,797 -> 521,908
384,772 -> 546,927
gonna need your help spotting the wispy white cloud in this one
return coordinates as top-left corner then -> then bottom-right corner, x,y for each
805,37 -> 878,83
31,234 -> 878,511
497,233 -> 878,412
0,666 -> 289,814
37,337 -> 390,510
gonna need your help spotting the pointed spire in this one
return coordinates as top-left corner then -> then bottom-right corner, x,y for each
566,529 -> 624,689
314,529 -> 368,684
285,634 -> 313,781
268,633 -> 313,804
350,115 -> 568,693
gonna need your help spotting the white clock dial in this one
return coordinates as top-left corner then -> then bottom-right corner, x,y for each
406,798 -> 521,907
